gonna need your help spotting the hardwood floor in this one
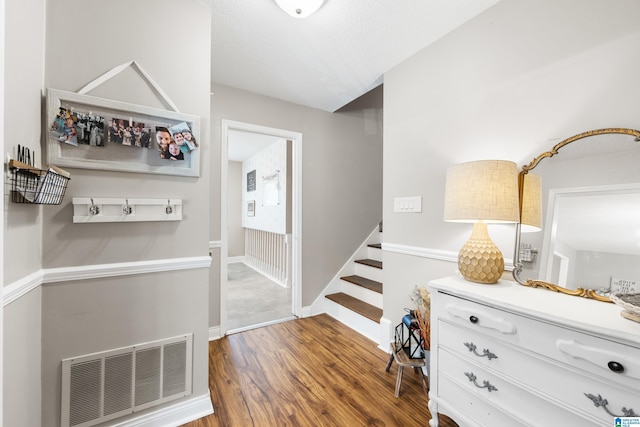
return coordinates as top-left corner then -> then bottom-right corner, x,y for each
181,314 -> 458,427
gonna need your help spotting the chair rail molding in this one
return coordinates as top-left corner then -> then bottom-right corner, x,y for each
382,242 -> 514,269
3,256 -> 212,307
382,242 -> 458,262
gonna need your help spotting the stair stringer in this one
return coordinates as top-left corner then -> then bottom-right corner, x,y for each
307,225 -> 383,343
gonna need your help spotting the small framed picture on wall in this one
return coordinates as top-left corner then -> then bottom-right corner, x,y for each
247,200 -> 255,217
247,170 -> 256,191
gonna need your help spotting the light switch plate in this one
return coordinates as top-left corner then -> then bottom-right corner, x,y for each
394,196 -> 422,213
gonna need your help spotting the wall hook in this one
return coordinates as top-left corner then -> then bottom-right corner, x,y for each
72,197 -> 182,223
123,198 -> 132,215
89,198 -> 100,215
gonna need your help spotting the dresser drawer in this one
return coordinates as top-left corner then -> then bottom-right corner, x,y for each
437,320 -> 640,425
437,347 -> 603,427
436,291 -> 640,388
436,374 -> 521,427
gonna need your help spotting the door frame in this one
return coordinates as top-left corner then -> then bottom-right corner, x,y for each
220,119 -> 302,335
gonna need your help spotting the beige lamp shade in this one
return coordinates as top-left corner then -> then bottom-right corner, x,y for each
443,160 -> 520,284
520,172 -> 542,232
443,160 -> 520,223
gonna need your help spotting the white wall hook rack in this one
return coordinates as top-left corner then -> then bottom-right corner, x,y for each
72,197 -> 182,223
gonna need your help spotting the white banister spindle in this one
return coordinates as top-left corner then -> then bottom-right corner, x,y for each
244,229 -> 291,287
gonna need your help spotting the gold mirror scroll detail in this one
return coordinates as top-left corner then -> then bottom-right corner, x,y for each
512,128 -> 640,303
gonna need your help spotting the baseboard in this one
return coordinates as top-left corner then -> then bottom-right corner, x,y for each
378,317 -> 393,353
109,392 -> 214,427
242,261 -> 288,288
227,256 -> 246,264
301,305 -> 312,318
209,326 -> 221,341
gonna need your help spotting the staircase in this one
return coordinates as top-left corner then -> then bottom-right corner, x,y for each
316,228 -> 383,343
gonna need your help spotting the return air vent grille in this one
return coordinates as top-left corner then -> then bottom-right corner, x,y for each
104,353 -> 133,416
61,334 -> 193,427
135,347 -> 162,407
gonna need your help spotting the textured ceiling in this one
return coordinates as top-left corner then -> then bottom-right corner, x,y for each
210,0 -> 500,112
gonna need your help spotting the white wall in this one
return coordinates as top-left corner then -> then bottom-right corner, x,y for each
242,140 -> 288,234
383,0 -> 640,325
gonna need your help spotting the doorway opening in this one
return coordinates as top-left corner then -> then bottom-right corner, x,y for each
220,120 -> 302,335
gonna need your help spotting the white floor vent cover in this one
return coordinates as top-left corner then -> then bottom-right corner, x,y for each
61,334 -> 193,427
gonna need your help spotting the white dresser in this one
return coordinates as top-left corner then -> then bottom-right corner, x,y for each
428,276 -> 640,427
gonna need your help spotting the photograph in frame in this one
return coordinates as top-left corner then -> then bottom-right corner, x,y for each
46,88 -> 200,177
247,169 -> 256,192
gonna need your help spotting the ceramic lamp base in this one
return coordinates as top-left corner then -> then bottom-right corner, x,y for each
458,222 -> 504,284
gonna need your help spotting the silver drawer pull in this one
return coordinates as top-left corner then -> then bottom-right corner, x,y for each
464,372 -> 498,392
584,393 -> 637,418
464,342 -> 498,360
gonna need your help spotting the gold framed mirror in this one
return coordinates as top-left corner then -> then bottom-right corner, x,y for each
512,128 -> 640,302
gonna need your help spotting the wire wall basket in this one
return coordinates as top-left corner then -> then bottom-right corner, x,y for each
9,160 -> 70,205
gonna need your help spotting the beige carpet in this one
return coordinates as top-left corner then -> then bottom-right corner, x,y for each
227,262 -> 293,331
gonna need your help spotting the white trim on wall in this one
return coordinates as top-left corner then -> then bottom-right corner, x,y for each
107,392 -> 213,427
208,326 -> 221,341
382,242 -> 514,270
3,271 -> 43,307
3,256 -> 212,307
209,240 -> 221,257
382,242 -> 458,263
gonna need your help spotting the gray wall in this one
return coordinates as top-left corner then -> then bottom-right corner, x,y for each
4,0 -> 211,426
228,161 -> 244,258
4,290 -> 42,427
3,0 -> 46,425
211,84 -> 383,312
383,0 -> 640,323
4,0 -> 45,283
41,270 -> 209,425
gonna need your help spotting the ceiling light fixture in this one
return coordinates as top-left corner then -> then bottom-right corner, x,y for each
274,0 -> 325,18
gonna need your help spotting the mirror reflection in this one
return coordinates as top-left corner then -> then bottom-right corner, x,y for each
543,185 -> 640,294
513,128 -> 640,302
